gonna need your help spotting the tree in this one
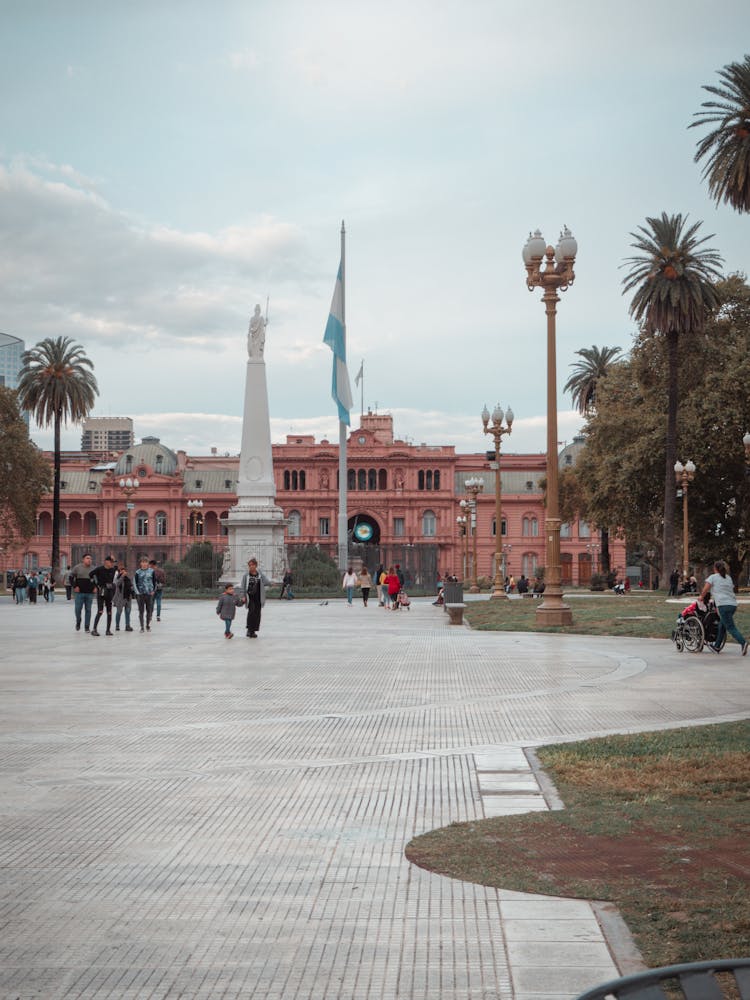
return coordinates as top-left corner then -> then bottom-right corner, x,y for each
575,276 -> 750,586
692,54 -> 750,213
0,387 -> 51,550
17,337 -> 98,577
563,345 -> 624,416
622,213 -> 722,584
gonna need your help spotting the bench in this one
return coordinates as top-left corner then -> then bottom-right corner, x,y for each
573,958 -> 750,1000
445,603 -> 466,625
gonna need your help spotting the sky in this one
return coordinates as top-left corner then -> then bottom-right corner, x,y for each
2,1 -> 749,458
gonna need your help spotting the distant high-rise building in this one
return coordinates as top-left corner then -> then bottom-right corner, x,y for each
0,332 -> 24,390
81,417 -> 135,452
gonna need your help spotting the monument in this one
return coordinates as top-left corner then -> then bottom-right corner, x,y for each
221,305 -> 286,583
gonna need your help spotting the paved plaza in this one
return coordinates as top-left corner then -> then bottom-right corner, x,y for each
1,595 -> 748,1000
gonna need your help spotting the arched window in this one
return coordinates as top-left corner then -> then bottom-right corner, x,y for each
84,512 -> 97,536
117,511 -> 128,536
288,510 -> 301,537
434,470 -> 440,490
425,470 -> 433,490
291,470 -> 298,490
579,520 -> 591,538
492,518 -> 507,537
58,513 -> 67,537
422,509 -> 437,537
357,469 -> 366,491
155,512 -> 167,537
155,454 -> 163,472
522,552 -> 539,578
125,455 -> 133,473
522,516 -> 538,537
418,470 -> 425,490
378,469 -> 387,490
136,512 -> 149,536
299,470 -> 306,491
368,468 -> 377,490
283,470 -> 290,490
220,511 -> 229,536
347,469 -> 356,490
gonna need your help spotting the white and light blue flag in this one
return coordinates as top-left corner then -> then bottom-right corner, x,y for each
323,263 -> 353,425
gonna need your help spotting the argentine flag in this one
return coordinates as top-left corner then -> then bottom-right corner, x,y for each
323,263 -> 353,425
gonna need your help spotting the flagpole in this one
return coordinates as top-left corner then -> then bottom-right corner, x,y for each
360,360 -> 364,416
338,220 -> 348,572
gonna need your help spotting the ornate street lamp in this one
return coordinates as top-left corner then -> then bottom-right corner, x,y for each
118,477 -> 140,568
674,460 -> 696,579
523,225 -> 577,625
186,499 -> 204,561
465,476 -> 484,594
646,547 -> 656,590
482,403 -> 514,600
456,514 -> 468,581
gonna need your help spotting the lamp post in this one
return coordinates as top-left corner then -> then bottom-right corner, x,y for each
456,514 -> 468,580
118,477 -> 140,568
502,543 -> 513,581
523,225 -> 577,626
646,548 -> 656,590
674,460 -> 696,579
465,476 -> 484,594
186,499 -> 204,561
482,403 -> 514,600
585,541 -> 601,577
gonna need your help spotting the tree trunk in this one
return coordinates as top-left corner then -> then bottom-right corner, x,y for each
661,330 -> 678,587
51,409 -> 61,579
600,527 -> 610,576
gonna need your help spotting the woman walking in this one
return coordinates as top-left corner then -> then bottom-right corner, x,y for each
241,558 -> 270,637
342,566 -> 358,606
358,565 -> 372,606
700,561 -> 748,655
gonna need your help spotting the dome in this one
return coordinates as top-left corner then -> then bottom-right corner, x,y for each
114,437 -> 178,476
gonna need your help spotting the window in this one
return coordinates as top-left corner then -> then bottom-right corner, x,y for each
579,520 -> 591,538
522,552 -> 539,578
224,479 -> 232,489
117,511 -> 128,536
378,469 -> 387,490
357,469 -> 366,491
136,512 -> 149,536
434,470 -> 440,490
492,518 -> 507,537
155,455 -> 163,471
85,513 -> 98,537
418,470 -> 425,490
155,512 -> 167,537
284,470 -> 290,490
368,468 -> 377,491
195,479 -> 203,490
291,470 -> 298,490
394,517 -> 405,537
422,509 -> 436,537
58,514 -> 67,536
522,516 -> 538,537
526,481 -> 534,491
426,470 -> 433,490
319,517 -> 330,537
299,471 -> 306,490
565,454 -> 573,465
560,522 -> 572,538
347,469 -> 356,490
288,510 -> 301,537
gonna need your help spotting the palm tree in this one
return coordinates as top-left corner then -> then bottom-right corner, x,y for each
691,54 -> 750,213
17,337 -> 98,577
622,213 -> 722,583
564,345 -> 624,416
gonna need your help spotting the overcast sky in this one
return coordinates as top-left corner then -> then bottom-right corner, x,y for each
2,2 -> 749,457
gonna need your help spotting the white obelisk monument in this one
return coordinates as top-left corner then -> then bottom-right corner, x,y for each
221,305 -> 286,582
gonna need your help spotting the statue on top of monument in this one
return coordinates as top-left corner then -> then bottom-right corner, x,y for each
247,303 -> 267,359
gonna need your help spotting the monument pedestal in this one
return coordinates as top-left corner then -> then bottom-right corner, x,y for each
221,342 -> 287,584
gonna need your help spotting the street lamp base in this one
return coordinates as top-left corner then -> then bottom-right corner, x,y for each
535,601 -> 573,627
490,588 -> 508,600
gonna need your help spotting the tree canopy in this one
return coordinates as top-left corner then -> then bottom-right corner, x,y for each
0,387 -> 51,551
573,275 -> 750,583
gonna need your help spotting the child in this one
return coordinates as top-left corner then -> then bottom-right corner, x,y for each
216,583 -> 242,638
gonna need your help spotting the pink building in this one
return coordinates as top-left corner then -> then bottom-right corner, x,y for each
6,415 -> 624,587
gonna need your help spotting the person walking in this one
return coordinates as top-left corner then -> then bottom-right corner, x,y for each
279,568 -> 294,600
216,583 -> 242,638
669,568 -> 679,597
113,566 -> 135,632
241,558 -> 270,637
71,554 -> 95,631
385,566 -> 401,610
358,565 -> 372,606
133,556 -> 156,632
90,555 -> 117,636
63,568 -> 73,601
13,570 -> 27,605
27,571 -> 39,604
149,560 -> 166,621
700,561 -> 748,655
342,566 -> 358,606
46,573 -> 56,603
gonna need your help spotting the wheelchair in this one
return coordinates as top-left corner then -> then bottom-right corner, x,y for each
671,599 -> 726,653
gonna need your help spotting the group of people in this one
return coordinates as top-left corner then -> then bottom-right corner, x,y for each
10,570 -> 56,603
216,558 -> 270,638
669,569 -> 699,596
69,554 -> 165,635
339,563 -> 410,609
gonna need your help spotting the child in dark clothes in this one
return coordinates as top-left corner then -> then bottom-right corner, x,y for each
216,583 -> 243,638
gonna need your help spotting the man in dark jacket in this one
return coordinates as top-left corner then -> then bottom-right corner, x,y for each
71,554 -> 95,632
90,555 -> 117,636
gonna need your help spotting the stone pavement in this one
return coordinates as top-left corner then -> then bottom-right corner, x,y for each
1,595 -> 748,1000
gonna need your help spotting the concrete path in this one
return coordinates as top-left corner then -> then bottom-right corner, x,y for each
1,596 -> 748,1000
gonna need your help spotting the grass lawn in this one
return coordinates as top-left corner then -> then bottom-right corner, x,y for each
464,591 -> 704,640
406,721 -> 750,969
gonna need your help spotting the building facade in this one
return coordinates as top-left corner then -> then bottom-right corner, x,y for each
0,332 -> 24,390
4,414 -> 624,586
81,417 -> 135,452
